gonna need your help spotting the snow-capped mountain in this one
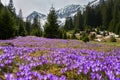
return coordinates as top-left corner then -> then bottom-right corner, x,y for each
27,4 -> 83,26
27,11 -> 46,21
57,4 -> 83,19
27,11 -> 47,27
57,4 -> 83,25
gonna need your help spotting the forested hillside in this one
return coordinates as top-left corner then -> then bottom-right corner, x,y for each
65,0 -> 120,35
0,0 -> 120,40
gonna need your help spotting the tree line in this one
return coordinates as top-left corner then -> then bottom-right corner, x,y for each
0,0 -> 27,39
64,0 -> 120,35
0,0 -> 43,39
0,0 -> 120,40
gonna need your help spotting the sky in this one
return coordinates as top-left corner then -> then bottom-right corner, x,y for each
1,0 -> 92,17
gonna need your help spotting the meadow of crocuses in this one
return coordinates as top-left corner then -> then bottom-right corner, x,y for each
0,36 -> 120,80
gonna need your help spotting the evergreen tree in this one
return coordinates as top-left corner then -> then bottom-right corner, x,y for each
0,3 -> 3,18
0,2 -> 3,12
101,2 -> 111,30
107,0 -> 114,32
0,2 -> 4,18
84,6 -> 95,27
112,0 -> 120,33
63,32 -> 67,39
8,0 -> 15,13
74,10 -> 84,31
73,14 -> 76,28
108,20 -> 114,32
31,15 -> 42,37
18,9 -> 23,19
94,5 -> 102,27
107,0 -> 114,26
44,6 -> 60,38
0,8 -> 16,39
25,19 -> 31,35
61,30 -> 67,39
115,22 -> 120,34
18,9 -> 27,36
18,22 -> 26,36
64,17 -> 73,31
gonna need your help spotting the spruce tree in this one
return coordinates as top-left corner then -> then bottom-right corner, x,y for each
68,17 -> 74,30
94,5 -> 102,27
61,30 -> 67,39
18,9 -> 23,19
115,22 -> 120,34
84,6 -> 95,28
31,15 -> 42,37
74,10 -> 83,32
112,0 -> 120,33
101,2 -> 111,30
18,22 -> 26,36
107,0 -> 113,26
64,17 -> 69,31
8,0 -> 16,13
18,9 -> 27,36
25,19 -> 31,35
64,17 -> 73,31
0,8 -> 16,39
0,2 -> 3,13
44,6 -> 60,38
0,3 -> 3,18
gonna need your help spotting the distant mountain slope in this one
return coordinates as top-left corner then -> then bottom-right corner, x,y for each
57,4 -> 83,18
26,11 -> 47,27
27,11 -> 46,21
27,4 -> 84,26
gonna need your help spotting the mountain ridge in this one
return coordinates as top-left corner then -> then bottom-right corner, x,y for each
27,4 -> 84,26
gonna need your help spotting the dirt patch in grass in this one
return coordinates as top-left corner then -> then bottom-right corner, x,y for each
0,42 -> 14,46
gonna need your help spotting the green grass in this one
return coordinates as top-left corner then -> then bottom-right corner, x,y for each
0,42 -> 13,46
91,41 -> 120,47
0,49 -> 3,55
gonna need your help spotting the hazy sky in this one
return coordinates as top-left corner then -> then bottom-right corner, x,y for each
1,0 -> 92,17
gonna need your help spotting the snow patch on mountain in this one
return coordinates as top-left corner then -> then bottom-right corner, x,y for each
27,11 -> 46,21
27,4 -> 84,27
57,4 -> 83,18
27,11 -> 47,28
